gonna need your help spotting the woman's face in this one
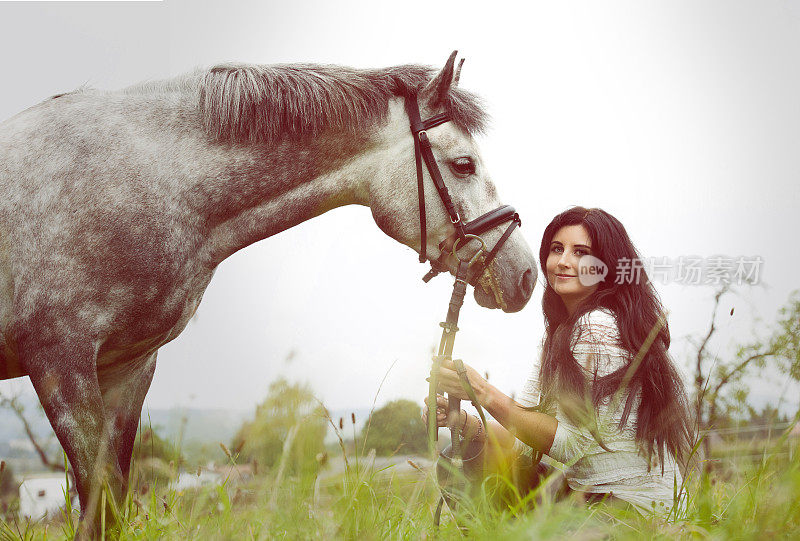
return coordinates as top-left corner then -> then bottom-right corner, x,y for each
546,224 -> 599,310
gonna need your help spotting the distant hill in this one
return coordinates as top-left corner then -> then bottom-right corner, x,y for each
1,393 -> 377,472
139,407 -> 250,445
0,394 -> 251,473
0,393 -> 251,446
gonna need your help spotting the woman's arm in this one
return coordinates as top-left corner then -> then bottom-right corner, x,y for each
433,359 -> 558,454
481,381 -> 558,454
423,393 -> 549,451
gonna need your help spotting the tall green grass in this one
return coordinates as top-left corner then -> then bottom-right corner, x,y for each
1,419 -> 798,540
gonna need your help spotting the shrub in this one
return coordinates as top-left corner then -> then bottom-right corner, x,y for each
362,399 -> 427,456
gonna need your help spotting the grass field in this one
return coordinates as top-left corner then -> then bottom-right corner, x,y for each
1,422 -> 798,541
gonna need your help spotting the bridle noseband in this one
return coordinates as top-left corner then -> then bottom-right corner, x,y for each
404,95 -> 521,284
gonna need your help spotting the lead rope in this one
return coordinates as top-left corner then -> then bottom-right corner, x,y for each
404,94 -> 522,529
428,260 -> 492,528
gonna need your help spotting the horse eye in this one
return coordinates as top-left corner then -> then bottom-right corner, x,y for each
450,157 -> 475,177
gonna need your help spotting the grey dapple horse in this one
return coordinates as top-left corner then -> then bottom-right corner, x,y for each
0,52 -> 536,530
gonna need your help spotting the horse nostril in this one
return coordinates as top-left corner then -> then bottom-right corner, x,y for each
521,268 -> 535,297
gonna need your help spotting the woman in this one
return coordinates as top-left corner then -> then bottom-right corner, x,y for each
425,206 -> 694,516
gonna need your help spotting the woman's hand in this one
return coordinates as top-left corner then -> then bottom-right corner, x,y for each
422,394 -> 465,429
434,359 -> 489,404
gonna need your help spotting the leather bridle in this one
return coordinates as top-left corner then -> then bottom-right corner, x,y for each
404,95 -> 521,284
405,93 -> 522,525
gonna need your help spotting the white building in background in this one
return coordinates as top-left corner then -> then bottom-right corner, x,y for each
18,474 -> 76,519
170,463 -> 254,492
171,469 -> 221,491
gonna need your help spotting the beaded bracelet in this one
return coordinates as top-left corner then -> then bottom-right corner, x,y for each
463,414 -> 483,442
473,416 -> 483,442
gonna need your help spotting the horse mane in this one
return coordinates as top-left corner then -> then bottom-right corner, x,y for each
120,68 -> 208,96
197,62 -> 488,144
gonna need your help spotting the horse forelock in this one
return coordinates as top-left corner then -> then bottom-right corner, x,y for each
197,62 -> 488,144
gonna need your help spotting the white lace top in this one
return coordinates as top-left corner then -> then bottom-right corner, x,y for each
514,308 -> 682,516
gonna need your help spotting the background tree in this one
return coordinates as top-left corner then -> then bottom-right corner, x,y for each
231,378 -> 326,476
0,461 -> 19,519
746,404 -> 789,439
770,293 -> 800,381
692,288 -> 800,465
0,389 -> 181,492
361,399 -> 427,456
0,392 -> 64,473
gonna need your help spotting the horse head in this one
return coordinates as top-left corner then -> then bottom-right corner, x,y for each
368,52 -> 537,312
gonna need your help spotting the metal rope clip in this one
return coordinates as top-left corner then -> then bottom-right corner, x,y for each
438,322 -> 459,334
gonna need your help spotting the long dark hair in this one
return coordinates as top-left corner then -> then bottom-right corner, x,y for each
538,206 -> 693,471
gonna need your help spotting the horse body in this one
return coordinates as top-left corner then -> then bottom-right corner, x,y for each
0,86 -> 371,373
0,90 -> 206,373
0,54 -> 536,532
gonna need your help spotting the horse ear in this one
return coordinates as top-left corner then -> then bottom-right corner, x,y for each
420,50 -> 458,108
453,58 -> 465,87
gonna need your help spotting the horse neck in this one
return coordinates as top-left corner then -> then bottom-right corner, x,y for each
190,130 -> 376,267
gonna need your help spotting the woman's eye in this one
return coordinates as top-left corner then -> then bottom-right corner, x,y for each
575,249 -> 586,256
450,157 -> 475,176
551,246 -> 563,254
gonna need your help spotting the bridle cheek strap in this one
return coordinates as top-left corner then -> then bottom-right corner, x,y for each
405,96 -> 464,263
413,123 -> 427,263
418,131 -> 465,238
406,98 -> 428,262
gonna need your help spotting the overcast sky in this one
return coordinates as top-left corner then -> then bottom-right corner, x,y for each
1,1 -> 798,418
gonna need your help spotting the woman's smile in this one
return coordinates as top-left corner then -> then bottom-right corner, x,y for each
545,224 -> 600,314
